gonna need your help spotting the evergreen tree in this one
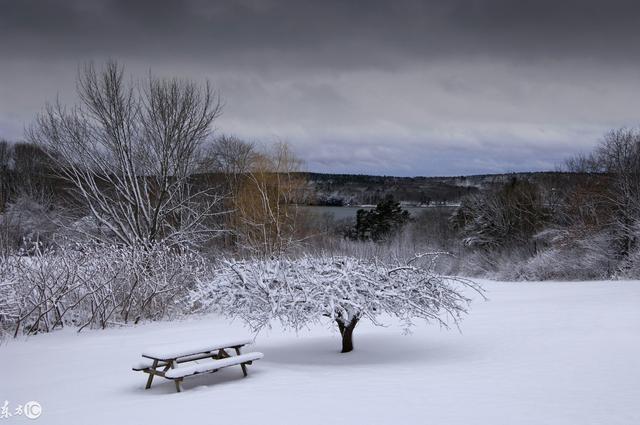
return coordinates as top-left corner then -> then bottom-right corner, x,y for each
348,196 -> 410,241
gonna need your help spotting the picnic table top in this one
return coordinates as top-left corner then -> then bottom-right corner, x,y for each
142,338 -> 254,361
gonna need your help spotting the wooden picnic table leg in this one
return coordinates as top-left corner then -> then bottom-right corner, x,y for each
145,359 -> 158,389
234,347 -> 248,377
169,360 -> 183,393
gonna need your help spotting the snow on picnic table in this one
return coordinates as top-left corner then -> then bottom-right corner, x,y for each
164,352 -> 264,379
1,280 -> 640,425
141,338 -> 254,360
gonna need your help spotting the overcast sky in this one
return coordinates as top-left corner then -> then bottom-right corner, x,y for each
2,0 -> 640,176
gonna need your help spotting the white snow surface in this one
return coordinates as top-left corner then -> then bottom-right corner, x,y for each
2,280 -> 639,425
141,338 -> 254,360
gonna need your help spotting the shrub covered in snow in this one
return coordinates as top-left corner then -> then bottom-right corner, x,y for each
190,254 -> 484,353
0,242 -> 206,337
510,229 -> 614,281
0,256 -> 19,331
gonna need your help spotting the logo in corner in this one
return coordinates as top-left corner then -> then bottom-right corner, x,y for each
23,401 -> 42,420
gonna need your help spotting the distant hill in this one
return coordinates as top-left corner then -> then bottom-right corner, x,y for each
0,161 -> 595,212
301,171 -> 591,206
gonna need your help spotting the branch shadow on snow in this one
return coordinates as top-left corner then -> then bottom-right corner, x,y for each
260,332 -> 470,367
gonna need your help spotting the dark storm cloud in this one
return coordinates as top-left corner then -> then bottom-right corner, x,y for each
2,0 -> 640,175
3,0 -> 640,63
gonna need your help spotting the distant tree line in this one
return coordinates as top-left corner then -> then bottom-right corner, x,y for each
305,172 -> 479,206
2,60 -> 640,283
442,129 -> 640,279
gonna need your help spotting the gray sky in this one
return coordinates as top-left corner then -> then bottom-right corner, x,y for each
2,0 -> 640,176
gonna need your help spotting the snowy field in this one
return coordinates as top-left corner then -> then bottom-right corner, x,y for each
1,280 -> 639,425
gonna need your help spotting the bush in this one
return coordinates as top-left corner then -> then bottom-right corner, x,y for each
452,178 -> 550,250
0,242 -> 206,337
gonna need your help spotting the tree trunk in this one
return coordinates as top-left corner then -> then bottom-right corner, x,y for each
337,317 -> 359,353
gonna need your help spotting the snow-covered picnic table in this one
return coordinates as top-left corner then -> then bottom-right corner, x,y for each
132,338 -> 263,392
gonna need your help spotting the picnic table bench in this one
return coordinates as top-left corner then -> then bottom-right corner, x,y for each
132,338 -> 263,392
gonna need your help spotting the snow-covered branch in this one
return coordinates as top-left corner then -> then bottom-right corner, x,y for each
190,254 -> 485,352
27,61 -> 224,248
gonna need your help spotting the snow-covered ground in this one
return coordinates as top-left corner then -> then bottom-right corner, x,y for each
2,280 -> 639,425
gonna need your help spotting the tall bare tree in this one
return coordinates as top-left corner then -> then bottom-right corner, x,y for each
202,137 -> 308,256
28,61 -> 223,247
205,135 -> 256,194
0,140 -> 11,212
594,129 -> 640,258
234,142 -> 306,257
559,128 -> 640,266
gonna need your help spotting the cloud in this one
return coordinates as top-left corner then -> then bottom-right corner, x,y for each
1,0 -> 639,175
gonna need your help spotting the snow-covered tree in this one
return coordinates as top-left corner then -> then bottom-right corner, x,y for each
191,254 -> 484,353
28,61 -> 224,247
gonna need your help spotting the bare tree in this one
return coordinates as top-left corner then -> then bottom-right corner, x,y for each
0,140 -> 9,171
564,153 -> 600,174
202,138 -> 308,256
204,135 -> 256,193
234,142 -> 308,257
451,178 -> 549,251
202,135 -> 257,250
0,140 -> 11,212
593,128 -> 640,258
28,61 -> 223,247
563,129 -> 640,259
